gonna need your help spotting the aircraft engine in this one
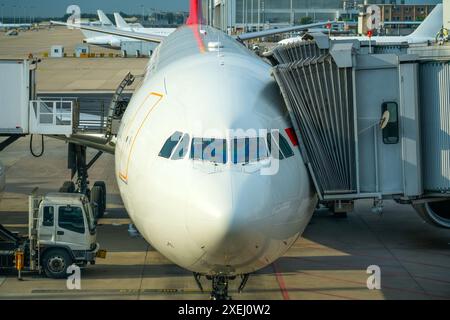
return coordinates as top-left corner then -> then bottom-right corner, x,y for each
109,38 -> 121,48
413,201 -> 450,229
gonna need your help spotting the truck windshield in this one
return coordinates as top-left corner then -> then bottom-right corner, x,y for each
58,206 -> 85,234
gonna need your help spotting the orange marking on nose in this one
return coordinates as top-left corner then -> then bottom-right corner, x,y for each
119,92 -> 164,182
119,173 -> 128,183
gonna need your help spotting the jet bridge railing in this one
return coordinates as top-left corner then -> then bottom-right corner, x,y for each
29,99 -> 74,135
34,97 -> 110,134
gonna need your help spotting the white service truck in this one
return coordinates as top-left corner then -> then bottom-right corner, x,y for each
0,191 -> 105,278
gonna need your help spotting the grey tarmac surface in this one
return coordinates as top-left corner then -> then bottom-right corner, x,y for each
0,137 -> 450,300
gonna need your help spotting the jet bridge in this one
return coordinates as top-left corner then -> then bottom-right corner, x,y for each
271,35 -> 450,228
0,58 -> 133,154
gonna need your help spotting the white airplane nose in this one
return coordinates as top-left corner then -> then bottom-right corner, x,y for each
186,172 -> 276,273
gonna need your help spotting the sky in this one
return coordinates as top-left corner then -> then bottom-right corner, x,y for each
0,0 -> 189,18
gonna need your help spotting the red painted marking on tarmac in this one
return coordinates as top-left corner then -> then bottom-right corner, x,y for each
272,263 -> 290,300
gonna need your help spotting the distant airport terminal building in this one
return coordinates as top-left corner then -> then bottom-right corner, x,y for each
206,0 -> 441,33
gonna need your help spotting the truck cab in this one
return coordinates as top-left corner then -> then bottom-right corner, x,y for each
31,193 -> 100,278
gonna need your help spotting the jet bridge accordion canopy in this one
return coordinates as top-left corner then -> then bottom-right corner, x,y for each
272,41 -> 357,196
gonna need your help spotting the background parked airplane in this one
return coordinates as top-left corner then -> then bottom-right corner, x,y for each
0,22 -> 32,30
81,10 -> 175,49
279,4 -> 443,45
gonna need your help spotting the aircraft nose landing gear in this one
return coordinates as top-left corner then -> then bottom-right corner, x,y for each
208,275 -> 233,300
195,273 -> 250,300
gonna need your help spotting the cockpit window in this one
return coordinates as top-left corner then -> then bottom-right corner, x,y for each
190,138 -> 227,164
232,137 -> 269,164
278,133 -> 295,158
171,134 -> 190,160
267,131 -> 294,160
159,131 -> 183,159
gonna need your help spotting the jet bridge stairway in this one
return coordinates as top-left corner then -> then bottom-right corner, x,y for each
105,72 -> 135,141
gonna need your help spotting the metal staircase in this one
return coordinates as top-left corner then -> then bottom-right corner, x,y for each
105,72 -> 135,141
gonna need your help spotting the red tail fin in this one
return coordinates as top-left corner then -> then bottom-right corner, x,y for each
186,0 -> 204,25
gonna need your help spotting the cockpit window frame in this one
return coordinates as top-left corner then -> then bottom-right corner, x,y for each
159,131 -> 184,159
267,130 -> 295,160
190,137 -> 228,164
171,133 -> 190,160
232,137 -> 269,165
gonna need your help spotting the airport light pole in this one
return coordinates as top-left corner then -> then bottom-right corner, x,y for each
290,0 -> 294,25
141,4 -> 144,25
12,5 -> 16,24
1,4 -> 4,24
251,0 -> 253,29
257,0 -> 260,31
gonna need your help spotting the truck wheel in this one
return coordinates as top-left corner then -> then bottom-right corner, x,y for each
91,185 -> 104,219
93,181 -> 106,213
59,181 -> 75,193
42,249 -> 73,279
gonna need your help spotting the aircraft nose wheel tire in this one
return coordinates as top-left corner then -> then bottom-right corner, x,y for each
91,184 -> 106,220
209,275 -> 232,300
42,249 -> 73,279
93,181 -> 107,213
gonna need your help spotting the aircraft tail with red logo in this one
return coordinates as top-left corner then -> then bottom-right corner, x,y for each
186,0 -> 204,25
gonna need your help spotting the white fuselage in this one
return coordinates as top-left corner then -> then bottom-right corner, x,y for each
0,23 -> 32,30
115,25 -> 316,276
279,34 -> 434,46
279,4 -> 442,47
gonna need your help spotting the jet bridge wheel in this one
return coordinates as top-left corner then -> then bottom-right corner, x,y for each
324,201 -> 353,218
